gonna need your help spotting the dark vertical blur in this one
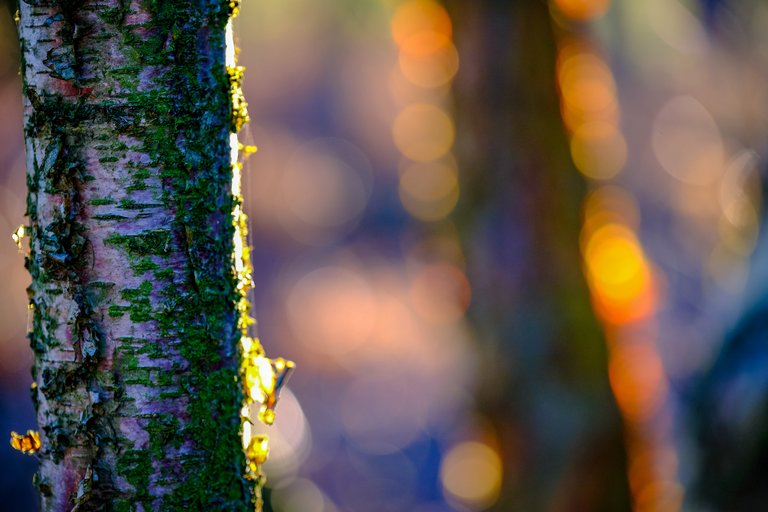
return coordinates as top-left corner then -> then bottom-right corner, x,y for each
445,1 -> 630,510
687,2 -> 768,510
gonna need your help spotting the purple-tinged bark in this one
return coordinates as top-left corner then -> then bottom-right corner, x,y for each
20,0 -> 253,509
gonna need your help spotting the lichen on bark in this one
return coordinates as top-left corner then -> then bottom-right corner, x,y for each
19,0 -> 257,509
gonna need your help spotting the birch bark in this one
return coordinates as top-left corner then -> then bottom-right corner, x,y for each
19,1 -> 252,509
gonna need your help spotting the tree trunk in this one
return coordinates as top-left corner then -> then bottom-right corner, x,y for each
445,1 -> 631,510
19,1 -> 254,509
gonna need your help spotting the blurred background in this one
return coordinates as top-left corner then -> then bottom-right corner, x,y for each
3,0 -> 768,510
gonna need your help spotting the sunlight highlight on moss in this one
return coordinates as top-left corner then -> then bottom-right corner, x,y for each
227,13 -> 295,508
11,224 -> 26,252
242,336 -> 295,426
228,65 -> 250,133
246,434 -> 270,467
10,430 -> 41,455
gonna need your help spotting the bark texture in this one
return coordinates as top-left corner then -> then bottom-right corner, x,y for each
20,0 -> 251,509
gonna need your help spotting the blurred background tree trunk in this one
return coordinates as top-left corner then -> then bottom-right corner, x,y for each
19,1 -> 250,509
689,185 -> 768,510
445,1 -> 631,509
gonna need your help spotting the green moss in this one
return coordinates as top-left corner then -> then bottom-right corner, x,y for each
89,198 -> 116,206
146,415 -> 182,459
119,199 -> 161,210
153,268 -> 174,280
128,304 -> 151,323
126,182 -> 148,192
130,257 -> 159,274
115,450 -> 153,504
132,168 -> 151,180
122,281 -> 152,298
113,501 -> 132,512
120,281 -> 153,322
132,3 -> 251,506
120,351 -> 139,370
156,371 -> 177,387
135,338 -> 164,360
104,230 -> 172,256
158,390 -> 183,399
122,369 -> 153,386
108,305 -> 126,318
